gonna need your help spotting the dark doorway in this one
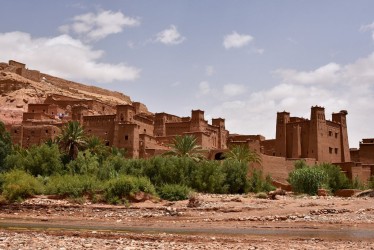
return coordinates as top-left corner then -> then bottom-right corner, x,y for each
214,152 -> 225,160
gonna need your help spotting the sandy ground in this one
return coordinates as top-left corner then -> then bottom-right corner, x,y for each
0,193 -> 373,249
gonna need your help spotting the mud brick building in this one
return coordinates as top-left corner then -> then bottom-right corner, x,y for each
2,60 -> 373,183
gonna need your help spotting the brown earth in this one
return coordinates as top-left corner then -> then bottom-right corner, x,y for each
0,62 -> 139,125
0,193 -> 373,249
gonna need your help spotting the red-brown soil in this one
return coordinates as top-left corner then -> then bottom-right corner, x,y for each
0,193 -> 373,249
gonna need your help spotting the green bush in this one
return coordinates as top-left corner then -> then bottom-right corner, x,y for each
25,144 -> 64,176
0,121 -> 12,171
191,160 -> 227,193
0,169 -> 43,202
104,175 -> 156,204
4,144 -> 64,176
144,156 -> 195,187
248,169 -> 275,193
294,159 -> 308,170
288,167 -> 327,195
45,174 -> 101,198
222,159 -> 250,194
368,176 -> 374,189
318,163 -> 350,192
158,184 -> 191,201
66,150 -> 99,175
255,192 -> 268,199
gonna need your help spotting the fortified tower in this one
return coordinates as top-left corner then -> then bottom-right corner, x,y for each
116,105 -> 136,123
332,110 -> 350,162
190,110 -> 205,132
212,118 -> 227,149
308,106 -> 327,160
275,111 -> 290,157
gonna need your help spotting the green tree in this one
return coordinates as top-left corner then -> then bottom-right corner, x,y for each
0,121 -> 12,171
24,144 -> 64,176
224,145 -> 261,164
66,150 -> 99,175
288,167 -> 328,195
86,136 -> 111,163
164,135 -> 205,161
57,121 -> 87,160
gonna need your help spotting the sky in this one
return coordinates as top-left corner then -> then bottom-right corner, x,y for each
1,0 -> 374,148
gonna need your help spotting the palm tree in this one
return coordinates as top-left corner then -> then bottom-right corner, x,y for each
86,136 -> 111,162
165,135 -> 205,161
57,121 -> 87,160
224,145 -> 261,164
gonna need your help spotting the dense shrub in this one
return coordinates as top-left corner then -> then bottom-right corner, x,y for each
47,174 -> 99,197
66,150 -> 99,175
221,159 -> 250,194
45,174 -> 101,198
0,121 -> 12,171
294,159 -> 308,170
104,175 -> 156,204
158,184 -> 191,201
4,144 -> 64,176
0,169 -> 43,202
368,177 -> 374,189
191,160 -> 227,193
24,144 -> 64,176
117,158 -> 147,177
3,148 -> 28,172
248,169 -> 275,193
144,156 -> 195,187
288,167 -> 327,195
318,163 -> 350,192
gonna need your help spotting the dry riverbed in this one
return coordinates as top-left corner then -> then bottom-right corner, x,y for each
0,193 -> 373,249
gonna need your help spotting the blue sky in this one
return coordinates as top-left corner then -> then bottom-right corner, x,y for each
1,0 -> 374,147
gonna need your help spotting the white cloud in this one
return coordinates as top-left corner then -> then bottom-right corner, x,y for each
223,83 -> 247,97
0,31 -> 140,83
205,65 -> 215,76
59,10 -> 140,42
360,22 -> 374,32
223,31 -> 253,49
208,52 -> 374,148
155,25 -> 185,45
274,63 -> 341,85
197,81 -> 211,96
360,22 -> 374,41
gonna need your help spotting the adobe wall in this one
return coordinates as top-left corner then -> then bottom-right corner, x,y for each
89,100 -> 115,115
261,139 -> 276,155
83,115 -> 116,146
350,149 -> 360,162
318,121 -> 343,163
19,68 -> 40,82
165,121 -> 191,136
10,125 -> 60,147
336,162 -> 371,183
359,140 -> 374,164
9,60 -> 26,69
254,154 -> 317,183
9,125 -> 23,145
134,115 -> 154,136
113,123 -> 139,158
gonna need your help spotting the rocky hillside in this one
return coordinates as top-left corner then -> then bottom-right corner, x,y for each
0,60 -> 144,125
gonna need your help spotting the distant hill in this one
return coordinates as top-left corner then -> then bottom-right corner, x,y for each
0,60 -> 148,125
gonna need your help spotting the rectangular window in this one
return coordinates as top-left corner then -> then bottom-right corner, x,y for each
335,148 -> 338,154
125,135 -> 129,140
335,132 -> 338,138
329,147 -> 333,154
329,131 -> 333,136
